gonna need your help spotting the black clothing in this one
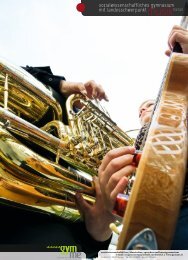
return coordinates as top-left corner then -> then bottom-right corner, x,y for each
23,66 -> 66,91
0,66 -> 111,258
0,203 -> 111,257
23,66 -> 68,124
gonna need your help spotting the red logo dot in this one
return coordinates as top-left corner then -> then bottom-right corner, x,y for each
76,3 -> 85,13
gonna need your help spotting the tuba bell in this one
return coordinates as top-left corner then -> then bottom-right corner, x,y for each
0,57 -> 134,221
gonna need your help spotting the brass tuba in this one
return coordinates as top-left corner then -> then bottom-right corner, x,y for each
0,58 -> 134,221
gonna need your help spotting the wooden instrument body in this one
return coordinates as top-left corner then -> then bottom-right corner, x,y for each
117,53 -> 188,249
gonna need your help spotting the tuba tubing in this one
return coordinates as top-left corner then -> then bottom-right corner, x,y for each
0,58 -> 134,221
0,124 -> 95,221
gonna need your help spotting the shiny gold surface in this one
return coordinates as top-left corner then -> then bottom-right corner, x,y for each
0,58 -> 62,122
0,58 -> 133,220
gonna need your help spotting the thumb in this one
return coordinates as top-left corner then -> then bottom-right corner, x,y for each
77,84 -> 87,96
165,49 -> 171,56
104,93 -> 109,102
75,192 -> 91,215
80,89 -> 87,96
93,176 -> 102,199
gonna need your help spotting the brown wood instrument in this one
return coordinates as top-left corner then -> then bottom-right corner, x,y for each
117,17 -> 188,250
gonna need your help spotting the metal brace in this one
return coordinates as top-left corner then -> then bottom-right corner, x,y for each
125,228 -> 158,250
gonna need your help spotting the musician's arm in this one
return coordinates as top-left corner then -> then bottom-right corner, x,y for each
165,25 -> 188,56
73,146 -> 136,252
22,65 -> 66,91
22,66 -> 108,101
75,177 -> 115,242
98,146 -> 136,213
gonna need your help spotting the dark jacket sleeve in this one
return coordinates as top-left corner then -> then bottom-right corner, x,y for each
22,66 -> 68,124
22,66 -> 66,92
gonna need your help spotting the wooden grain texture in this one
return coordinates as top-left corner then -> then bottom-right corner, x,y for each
117,53 -> 188,250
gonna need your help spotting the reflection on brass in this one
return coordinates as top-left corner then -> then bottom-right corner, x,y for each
0,58 -> 134,221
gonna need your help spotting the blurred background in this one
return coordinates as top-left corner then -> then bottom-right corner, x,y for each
0,0 -> 180,136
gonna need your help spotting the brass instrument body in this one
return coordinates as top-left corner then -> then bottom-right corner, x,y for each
0,58 -> 133,220
0,59 -> 62,123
